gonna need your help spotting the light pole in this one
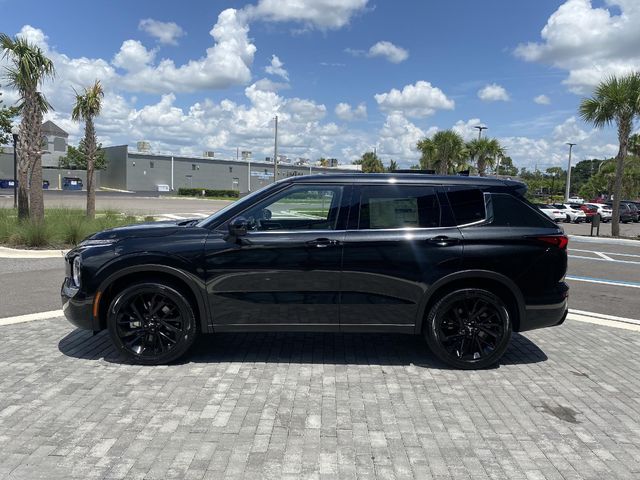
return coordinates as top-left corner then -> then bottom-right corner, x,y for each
474,125 -> 487,140
11,126 -> 18,209
564,143 -> 576,202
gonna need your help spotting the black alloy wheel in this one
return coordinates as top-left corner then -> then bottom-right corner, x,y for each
107,282 -> 197,364
424,288 -> 512,369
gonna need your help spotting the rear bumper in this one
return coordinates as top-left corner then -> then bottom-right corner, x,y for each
519,282 -> 569,332
61,277 -> 96,330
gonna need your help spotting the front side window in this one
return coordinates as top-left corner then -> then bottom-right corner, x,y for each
241,185 -> 344,231
358,185 -> 440,229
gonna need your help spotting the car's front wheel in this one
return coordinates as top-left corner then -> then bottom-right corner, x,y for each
107,282 -> 197,365
424,288 -> 512,369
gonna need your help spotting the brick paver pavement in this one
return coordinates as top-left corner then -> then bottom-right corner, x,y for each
1,317 -> 639,479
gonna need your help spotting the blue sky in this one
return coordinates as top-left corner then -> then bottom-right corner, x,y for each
2,0 -> 638,169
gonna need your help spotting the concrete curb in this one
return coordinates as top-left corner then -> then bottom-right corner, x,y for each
568,235 -> 639,246
0,246 -> 68,259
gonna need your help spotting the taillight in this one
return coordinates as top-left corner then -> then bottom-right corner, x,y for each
535,235 -> 568,249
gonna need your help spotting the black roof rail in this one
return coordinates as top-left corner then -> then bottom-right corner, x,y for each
394,169 -> 436,174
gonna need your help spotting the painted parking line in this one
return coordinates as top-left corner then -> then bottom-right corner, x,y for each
566,275 -> 640,289
0,310 -> 64,326
570,248 -> 640,259
568,255 -> 640,265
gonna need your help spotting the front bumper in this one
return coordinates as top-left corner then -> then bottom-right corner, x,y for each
519,282 -> 569,332
61,277 -> 96,330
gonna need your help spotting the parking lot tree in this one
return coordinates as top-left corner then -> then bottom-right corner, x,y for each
353,151 -> 385,173
0,90 -> 19,149
417,130 -> 467,174
58,140 -> 107,170
496,155 -> 518,176
579,72 -> 640,236
466,137 -> 505,177
1,33 -> 55,221
387,159 -> 398,172
72,80 -> 104,219
629,133 -> 640,157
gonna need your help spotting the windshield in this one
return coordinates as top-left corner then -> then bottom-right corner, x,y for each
196,183 -> 276,228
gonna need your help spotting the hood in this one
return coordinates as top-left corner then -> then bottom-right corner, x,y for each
86,219 -> 195,242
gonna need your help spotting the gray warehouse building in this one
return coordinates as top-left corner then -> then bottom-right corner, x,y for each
0,121 -> 360,193
103,145 -> 360,193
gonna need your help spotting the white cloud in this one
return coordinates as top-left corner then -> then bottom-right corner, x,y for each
243,0 -> 369,30
252,77 -> 290,92
138,19 -> 185,45
534,94 -> 551,105
335,102 -> 367,121
264,55 -> 289,80
378,112 -> 432,159
374,81 -> 455,118
119,9 -> 256,93
477,83 -> 510,102
367,41 -> 408,63
112,40 -> 155,72
514,0 -> 640,93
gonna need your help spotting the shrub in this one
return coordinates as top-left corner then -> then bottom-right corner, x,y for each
177,188 -> 239,198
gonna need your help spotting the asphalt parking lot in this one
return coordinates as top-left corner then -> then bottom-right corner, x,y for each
1,193 -> 639,479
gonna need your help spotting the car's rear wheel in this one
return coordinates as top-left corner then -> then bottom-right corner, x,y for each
424,288 -> 512,370
107,282 -> 197,365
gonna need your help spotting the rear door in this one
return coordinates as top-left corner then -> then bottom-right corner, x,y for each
339,184 -> 463,331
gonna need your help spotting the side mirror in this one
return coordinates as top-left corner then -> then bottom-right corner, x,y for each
228,216 -> 249,237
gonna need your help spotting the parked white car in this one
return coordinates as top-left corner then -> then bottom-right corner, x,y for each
552,204 -> 587,223
567,196 -> 584,204
585,203 -> 612,222
535,204 -> 564,222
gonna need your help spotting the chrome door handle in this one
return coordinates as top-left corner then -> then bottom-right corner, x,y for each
306,238 -> 339,248
426,235 -> 459,246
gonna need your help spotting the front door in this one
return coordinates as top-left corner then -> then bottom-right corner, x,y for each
204,184 -> 349,330
340,184 -> 463,331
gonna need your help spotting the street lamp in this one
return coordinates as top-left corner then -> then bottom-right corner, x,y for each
11,126 -> 18,209
564,143 -> 576,202
474,125 -> 487,140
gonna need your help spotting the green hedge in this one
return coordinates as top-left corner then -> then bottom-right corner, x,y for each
177,188 -> 239,198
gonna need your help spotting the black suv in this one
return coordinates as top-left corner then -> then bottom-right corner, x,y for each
62,174 -> 569,369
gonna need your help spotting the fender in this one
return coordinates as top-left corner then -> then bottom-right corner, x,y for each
96,260 -> 210,333
414,269 -> 526,334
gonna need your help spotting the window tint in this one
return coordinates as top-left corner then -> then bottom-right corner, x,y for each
490,193 -> 552,228
447,187 -> 485,225
358,186 -> 440,229
242,185 -> 343,231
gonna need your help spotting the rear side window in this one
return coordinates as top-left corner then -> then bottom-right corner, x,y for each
446,187 -> 486,225
489,193 -> 553,227
358,185 -> 440,229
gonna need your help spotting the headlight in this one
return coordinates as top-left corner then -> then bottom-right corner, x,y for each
72,256 -> 82,287
79,238 -> 117,247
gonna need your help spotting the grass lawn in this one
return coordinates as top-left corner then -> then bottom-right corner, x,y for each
0,208 -> 148,249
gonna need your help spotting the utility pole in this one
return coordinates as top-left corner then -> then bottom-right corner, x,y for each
565,143 -> 576,202
273,115 -> 278,183
474,125 -> 487,140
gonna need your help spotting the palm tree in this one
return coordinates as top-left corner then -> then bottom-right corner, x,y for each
387,159 -> 398,172
579,73 -> 640,237
466,138 -> 505,177
1,33 -> 55,220
72,80 -> 104,218
417,130 -> 467,175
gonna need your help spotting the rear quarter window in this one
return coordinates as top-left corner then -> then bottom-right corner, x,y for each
446,187 -> 486,225
489,193 -> 554,227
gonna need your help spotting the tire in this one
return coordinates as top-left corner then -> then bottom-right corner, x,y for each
564,214 -> 571,223
107,282 -> 198,365
423,288 -> 512,370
